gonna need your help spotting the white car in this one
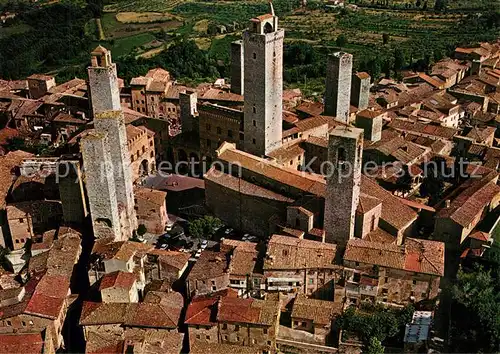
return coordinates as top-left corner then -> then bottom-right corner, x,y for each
200,240 -> 208,250
159,243 -> 168,250
194,249 -> 202,258
224,228 -> 234,235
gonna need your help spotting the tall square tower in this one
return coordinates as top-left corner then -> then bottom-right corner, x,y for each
94,110 -> 137,238
230,40 -> 244,95
351,72 -> 371,110
324,52 -> 353,123
243,9 -> 284,156
88,46 -> 121,117
324,126 -> 363,250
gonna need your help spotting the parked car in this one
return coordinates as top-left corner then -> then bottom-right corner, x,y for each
200,240 -> 208,249
159,243 -> 168,250
194,249 -> 202,258
224,228 -> 234,235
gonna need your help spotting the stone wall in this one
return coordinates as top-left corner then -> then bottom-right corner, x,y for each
88,64 -> 121,117
350,74 -> 370,111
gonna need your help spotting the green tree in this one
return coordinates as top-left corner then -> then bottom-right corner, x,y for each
434,0 -> 447,11
382,33 -> 390,45
368,57 -> 382,80
188,216 -> 223,239
393,48 -> 405,72
450,266 -> 500,352
366,337 -> 385,354
336,34 -> 348,48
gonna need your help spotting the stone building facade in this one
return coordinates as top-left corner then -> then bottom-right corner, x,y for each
27,74 -> 56,99
355,109 -> 384,142
127,125 -> 155,182
243,11 -> 284,156
324,126 -> 363,249
199,103 -> 244,161
325,52 -> 353,122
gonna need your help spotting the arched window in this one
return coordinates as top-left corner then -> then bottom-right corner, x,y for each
264,22 -> 273,33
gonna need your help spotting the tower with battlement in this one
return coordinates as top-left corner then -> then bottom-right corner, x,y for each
243,5 -> 284,156
87,46 -> 121,117
324,126 -> 363,250
324,52 -> 353,123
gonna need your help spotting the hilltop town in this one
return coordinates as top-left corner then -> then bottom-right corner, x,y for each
0,2 -> 499,354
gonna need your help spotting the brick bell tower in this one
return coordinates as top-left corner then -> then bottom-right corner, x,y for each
243,1 -> 284,157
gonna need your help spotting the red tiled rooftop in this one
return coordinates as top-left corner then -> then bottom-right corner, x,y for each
99,271 -> 136,291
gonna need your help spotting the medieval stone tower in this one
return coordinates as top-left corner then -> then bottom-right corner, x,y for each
179,90 -> 198,133
243,4 -> 284,156
324,52 -> 353,123
324,126 -> 363,250
87,46 -> 121,117
230,40 -> 244,95
94,110 -> 137,237
351,72 -> 370,111
81,131 -> 123,239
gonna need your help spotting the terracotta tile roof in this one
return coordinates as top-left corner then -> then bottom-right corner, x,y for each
437,175 -> 500,228
0,150 -> 34,209
124,302 -> 180,329
199,88 -> 243,102
264,234 -> 336,270
0,331 -> 46,354
344,237 -> 444,276
85,331 -> 123,354
363,228 -> 396,244
291,294 -> 342,325
23,274 -> 69,319
305,136 -> 328,148
282,227 -> 305,238
0,127 -> 18,145
357,109 -> 384,119
418,73 -> 445,89
268,142 -> 305,162
185,289 -> 238,326
388,119 -> 457,139
466,126 -> 496,143
229,247 -> 258,276
357,194 -> 382,213
217,143 -> 325,197
187,250 -> 230,282
147,250 -> 190,270
99,271 -> 136,291
222,239 -> 258,252
204,167 -> 293,203
469,231 -> 490,242
355,72 -> 370,80
361,175 -> 418,231
296,101 -> 324,117
217,297 -> 280,327
80,302 -> 129,325
134,187 -> 166,207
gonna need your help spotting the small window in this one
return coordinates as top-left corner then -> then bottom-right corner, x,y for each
222,323 -> 228,330
141,100 -> 145,104
235,325 -> 239,332
15,239 -> 19,244
253,53 -> 257,59
223,335 -> 228,340
282,249 -> 288,256
228,130 -> 233,138
196,334 -> 201,340
413,280 -> 417,285
309,278 -> 314,284
19,218 -> 24,223
217,127 -> 222,134
421,292 -> 426,298
21,238 -> 25,243
239,132 -> 244,141
252,138 -> 256,145
252,120 -> 256,126
236,336 -> 240,342
6,320 -> 12,326
252,106 -> 256,114
22,321 -> 26,326
384,277 -> 388,282
206,335 -> 210,340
